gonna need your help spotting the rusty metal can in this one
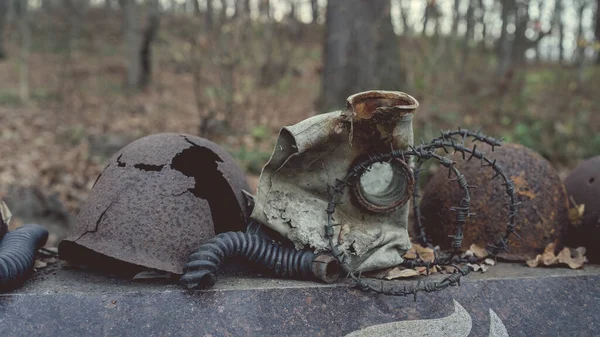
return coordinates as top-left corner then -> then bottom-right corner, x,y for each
418,143 -> 569,261
564,155 -> 600,262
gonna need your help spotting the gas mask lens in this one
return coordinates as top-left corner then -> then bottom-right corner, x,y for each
354,159 -> 414,213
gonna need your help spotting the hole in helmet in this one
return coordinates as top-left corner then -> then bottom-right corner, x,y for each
171,142 -> 246,233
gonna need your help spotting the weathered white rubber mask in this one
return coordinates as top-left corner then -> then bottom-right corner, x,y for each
251,91 -> 419,272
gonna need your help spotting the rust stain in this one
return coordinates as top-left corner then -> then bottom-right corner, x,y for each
511,172 -> 537,200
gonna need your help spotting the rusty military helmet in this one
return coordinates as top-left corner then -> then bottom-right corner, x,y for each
59,133 -> 251,275
418,142 -> 569,261
564,155 -> 600,262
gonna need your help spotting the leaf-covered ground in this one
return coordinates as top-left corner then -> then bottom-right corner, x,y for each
1,9 -> 598,231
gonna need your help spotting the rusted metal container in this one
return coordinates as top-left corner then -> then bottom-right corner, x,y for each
564,155 -> 600,262
419,143 -> 569,261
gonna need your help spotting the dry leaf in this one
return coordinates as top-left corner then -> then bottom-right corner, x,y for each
526,243 -> 587,269
468,263 -> 480,272
483,258 -> 496,266
415,266 -> 438,275
403,243 -> 435,261
568,203 -> 585,226
34,260 -> 47,269
0,200 -> 12,225
469,244 -> 489,258
467,263 -> 489,273
42,257 -> 58,265
403,246 -> 418,260
384,267 -> 420,280
413,244 -> 435,262
45,247 -> 58,254
556,247 -> 587,269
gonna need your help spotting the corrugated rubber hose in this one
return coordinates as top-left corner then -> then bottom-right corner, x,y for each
0,224 -> 49,291
180,231 -> 340,289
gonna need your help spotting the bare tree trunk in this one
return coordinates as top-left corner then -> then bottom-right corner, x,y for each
219,0 -> 227,22
497,0 -> 515,76
595,0 -> 600,64
42,0 -> 53,11
421,1 -> 431,35
63,0 -> 87,52
497,0 -> 510,53
244,0 -> 250,17
192,0 -> 200,15
233,0 -> 248,19
398,0 -> 411,35
17,0 -> 30,102
139,0 -> 160,89
465,0 -> 475,41
320,0 -> 405,111
259,0 -> 271,20
511,1 -> 528,65
310,0 -> 318,23
205,0 -> 214,29
477,0 -> 487,48
289,0 -> 296,21
535,0 -> 544,62
451,0 -> 460,37
376,1 -> 405,90
556,0 -> 564,63
123,0 -> 141,89
0,0 -> 8,60
576,0 -> 588,89
461,0 -> 476,73
575,0 -> 587,64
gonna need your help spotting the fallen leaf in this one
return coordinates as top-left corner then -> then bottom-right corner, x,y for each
526,243 -> 587,269
42,247 -> 59,254
34,260 -> 47,269
403,246 -> 418,260
556,247 -> 587,269
483,258 -> 496,266
469,244 -> 488,258
467,263 -> 490,273
413,244 -> 435,262
415,266 -> 438,275
0,200 -> 12,225
384,267 -> 420,280
43,257 -> 58,265
568,203 -> 585,226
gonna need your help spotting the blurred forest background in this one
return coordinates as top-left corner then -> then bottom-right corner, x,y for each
0,0 -> 599,244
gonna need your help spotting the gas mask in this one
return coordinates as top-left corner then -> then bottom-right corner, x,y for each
250,91 -> 419,273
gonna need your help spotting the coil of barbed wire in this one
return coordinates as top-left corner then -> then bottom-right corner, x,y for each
412,128 -> 521,256
324,128 -> 520,299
